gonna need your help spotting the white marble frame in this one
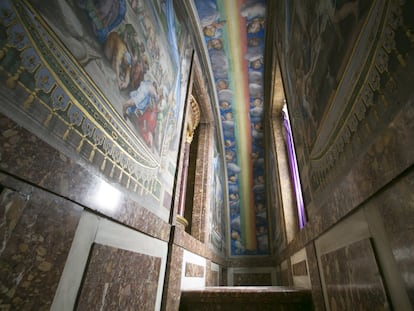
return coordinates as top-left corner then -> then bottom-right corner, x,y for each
181,249 -> 207,290
51,211 -> 168,311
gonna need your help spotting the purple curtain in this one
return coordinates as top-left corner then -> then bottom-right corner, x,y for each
282,104 -> 306,229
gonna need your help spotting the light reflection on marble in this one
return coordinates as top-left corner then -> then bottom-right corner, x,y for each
87,180 -> 122,216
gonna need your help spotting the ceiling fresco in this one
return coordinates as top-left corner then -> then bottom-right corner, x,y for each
194,0 -> 268,256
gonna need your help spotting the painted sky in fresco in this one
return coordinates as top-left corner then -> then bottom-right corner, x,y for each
195,0 -> 268,256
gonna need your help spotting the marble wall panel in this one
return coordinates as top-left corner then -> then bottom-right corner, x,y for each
0,184 -> 82,310
280,259 -> 291,286
173,226 -> 226,266
375,168 -> 414,306
0,114 -> 171,241
290,248 -> 310,289
233,273 -> 272,286
292,260 -> 307,276
185,262 -> 205,278
220,267 -> 228,286
76,244 -> 161,311
228,267 -> 276,286
161,244 -> 183,311
206,262 -> 220,287
306,243 -> 325,311
320,238 -> 390,310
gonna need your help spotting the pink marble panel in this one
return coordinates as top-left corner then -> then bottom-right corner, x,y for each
0,185 -> 82,310
320,238 -> 389,310
185,262 -> 204,278
76,244 -> 161,310
375,168 -> 414,306
233,273 -> 272,286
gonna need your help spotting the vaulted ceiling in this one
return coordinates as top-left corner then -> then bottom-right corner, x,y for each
193,0 -> 268,255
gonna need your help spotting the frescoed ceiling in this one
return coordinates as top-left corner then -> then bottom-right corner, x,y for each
194,0 -> 268,256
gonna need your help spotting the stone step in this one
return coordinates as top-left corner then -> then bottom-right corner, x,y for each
180,286 -> 313,311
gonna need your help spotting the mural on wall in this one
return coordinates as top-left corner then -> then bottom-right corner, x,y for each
273,0 -> 411,198
28,0 -> 187,156
0,0 -> 192,221
267,128 -> 287,255
208,138 -> 226,255
276,0 -> 373,151
195,0 -> 268,256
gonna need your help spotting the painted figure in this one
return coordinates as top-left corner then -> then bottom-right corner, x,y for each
122,80 -> 164,149
104,31 -> 132,90
122,80 -> 160,118
76,0 -> 127,43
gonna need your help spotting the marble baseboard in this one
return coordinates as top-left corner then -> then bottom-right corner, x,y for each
180,286 -> 313,311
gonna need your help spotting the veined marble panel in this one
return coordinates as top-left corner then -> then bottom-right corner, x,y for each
374,168 -> 414,307
320,238 -> 389,310
161,244 -> 183,311
290,247 -> 310,289
305,243 -> 325,311
228,267 -> 276,286
185,262 -> 205,278
207,262 -> 220,287
51,213 -> 168,310
181,250 -> 206,290
76,244 -> 161,311
0,184 -> 82,310
280,259 -> 290,286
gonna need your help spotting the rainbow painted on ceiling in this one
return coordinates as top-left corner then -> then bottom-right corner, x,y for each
195,0 -> 268,256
